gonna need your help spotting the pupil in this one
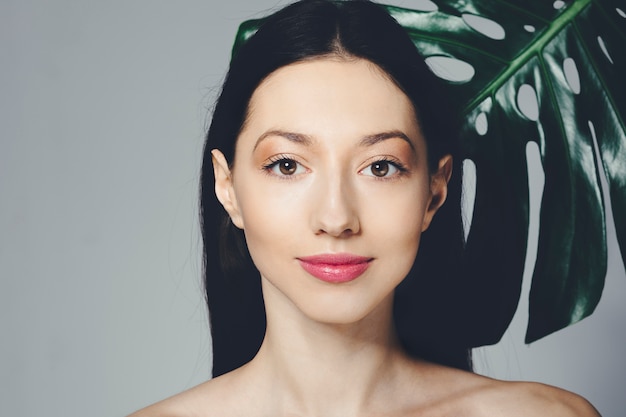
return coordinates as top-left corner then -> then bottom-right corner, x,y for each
373,162 -> 389,177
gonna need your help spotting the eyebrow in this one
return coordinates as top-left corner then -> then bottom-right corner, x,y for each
254,130 -> 313,150
254,129 -> 415,150
359,130 -> 415,150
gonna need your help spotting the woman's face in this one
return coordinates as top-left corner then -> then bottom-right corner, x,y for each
213,58 -> 450,325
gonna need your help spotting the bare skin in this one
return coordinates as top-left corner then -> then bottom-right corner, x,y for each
129,59 -> 599,417
129,338 -> 598,417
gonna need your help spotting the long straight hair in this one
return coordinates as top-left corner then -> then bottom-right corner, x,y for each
201,0 -> 471,377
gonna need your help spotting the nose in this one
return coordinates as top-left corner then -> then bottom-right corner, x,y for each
310,172 -> 360,237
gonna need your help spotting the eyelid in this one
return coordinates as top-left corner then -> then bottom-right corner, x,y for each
261,154 -> 309,178
359,155 -> 409,179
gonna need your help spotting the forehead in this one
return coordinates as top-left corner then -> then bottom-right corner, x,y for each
239,58 -> 421,145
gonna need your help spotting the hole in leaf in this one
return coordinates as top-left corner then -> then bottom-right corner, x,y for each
517,84 -> 539,121
563,57 -> 581,94
617,8 -> 626,18
524,140 -> 545,288
462,13 -> 506,40
425,56 -> 475,83
475,112 -> 488,135
461,158 -> 477,241
390,0 -> 438,25
598,36 -> 614,64
524,25 -> 536,33
553,1 -> 566,9
409,0 -> 438,12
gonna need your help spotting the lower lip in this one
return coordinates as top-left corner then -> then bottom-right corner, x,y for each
298,259 -> 371,283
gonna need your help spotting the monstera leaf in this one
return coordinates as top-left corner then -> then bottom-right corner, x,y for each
383,0 -> 626,343
233,0 -> 626,344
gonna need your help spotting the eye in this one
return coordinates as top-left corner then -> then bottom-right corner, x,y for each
360,160 -> 403,178
265,158 -> 306,176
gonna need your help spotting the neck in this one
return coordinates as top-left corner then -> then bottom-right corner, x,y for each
246,277 -> 413,417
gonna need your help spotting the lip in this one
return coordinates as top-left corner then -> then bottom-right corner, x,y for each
297,253 -> 372,283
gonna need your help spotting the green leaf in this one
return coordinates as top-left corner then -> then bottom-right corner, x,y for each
232,0 -> 626,344
385,0 -> 626,343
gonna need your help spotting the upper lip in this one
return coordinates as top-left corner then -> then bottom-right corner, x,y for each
297,253 -> 372,265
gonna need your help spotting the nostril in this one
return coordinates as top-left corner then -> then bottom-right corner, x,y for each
316,220 -> 360,238
314,207 -> 360,237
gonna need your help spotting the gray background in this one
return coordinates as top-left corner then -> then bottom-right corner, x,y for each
1,1 -> 624,416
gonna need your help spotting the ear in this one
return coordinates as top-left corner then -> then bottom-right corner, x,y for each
212,149 -> 244,229
422,154 -> 453,231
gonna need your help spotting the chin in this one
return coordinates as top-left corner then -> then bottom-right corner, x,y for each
294,292 -> 394,327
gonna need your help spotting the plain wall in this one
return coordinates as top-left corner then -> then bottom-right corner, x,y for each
1,1 -> 624,416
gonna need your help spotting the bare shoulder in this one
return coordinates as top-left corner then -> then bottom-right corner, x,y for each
126,371 -> 246,417
126,380 -> 216,417
465,378 -> 601,417
410,362 -> 599,417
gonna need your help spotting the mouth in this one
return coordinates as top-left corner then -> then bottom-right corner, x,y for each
297,253 -> 372,283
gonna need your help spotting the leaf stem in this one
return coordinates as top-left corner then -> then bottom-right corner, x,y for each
463,0 -> 592,114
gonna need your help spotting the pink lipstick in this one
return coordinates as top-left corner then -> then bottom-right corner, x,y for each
297,253 -> 372,283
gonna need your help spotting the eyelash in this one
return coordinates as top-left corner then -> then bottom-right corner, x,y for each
361,157 -> 409,179
261,154 -> 307,179
261,155 -> 409,179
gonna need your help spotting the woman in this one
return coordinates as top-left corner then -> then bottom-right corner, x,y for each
131,1 -> 599,415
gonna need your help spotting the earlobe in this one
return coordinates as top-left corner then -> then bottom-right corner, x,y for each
422,155 -> 453,231
211,149 -> 244,229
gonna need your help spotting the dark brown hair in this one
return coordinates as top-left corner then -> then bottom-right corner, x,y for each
201,0 -> 470,377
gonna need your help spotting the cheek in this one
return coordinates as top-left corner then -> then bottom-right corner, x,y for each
363,186 -> 428,266
365,180 -> 428,231
233,178 -> 306,263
